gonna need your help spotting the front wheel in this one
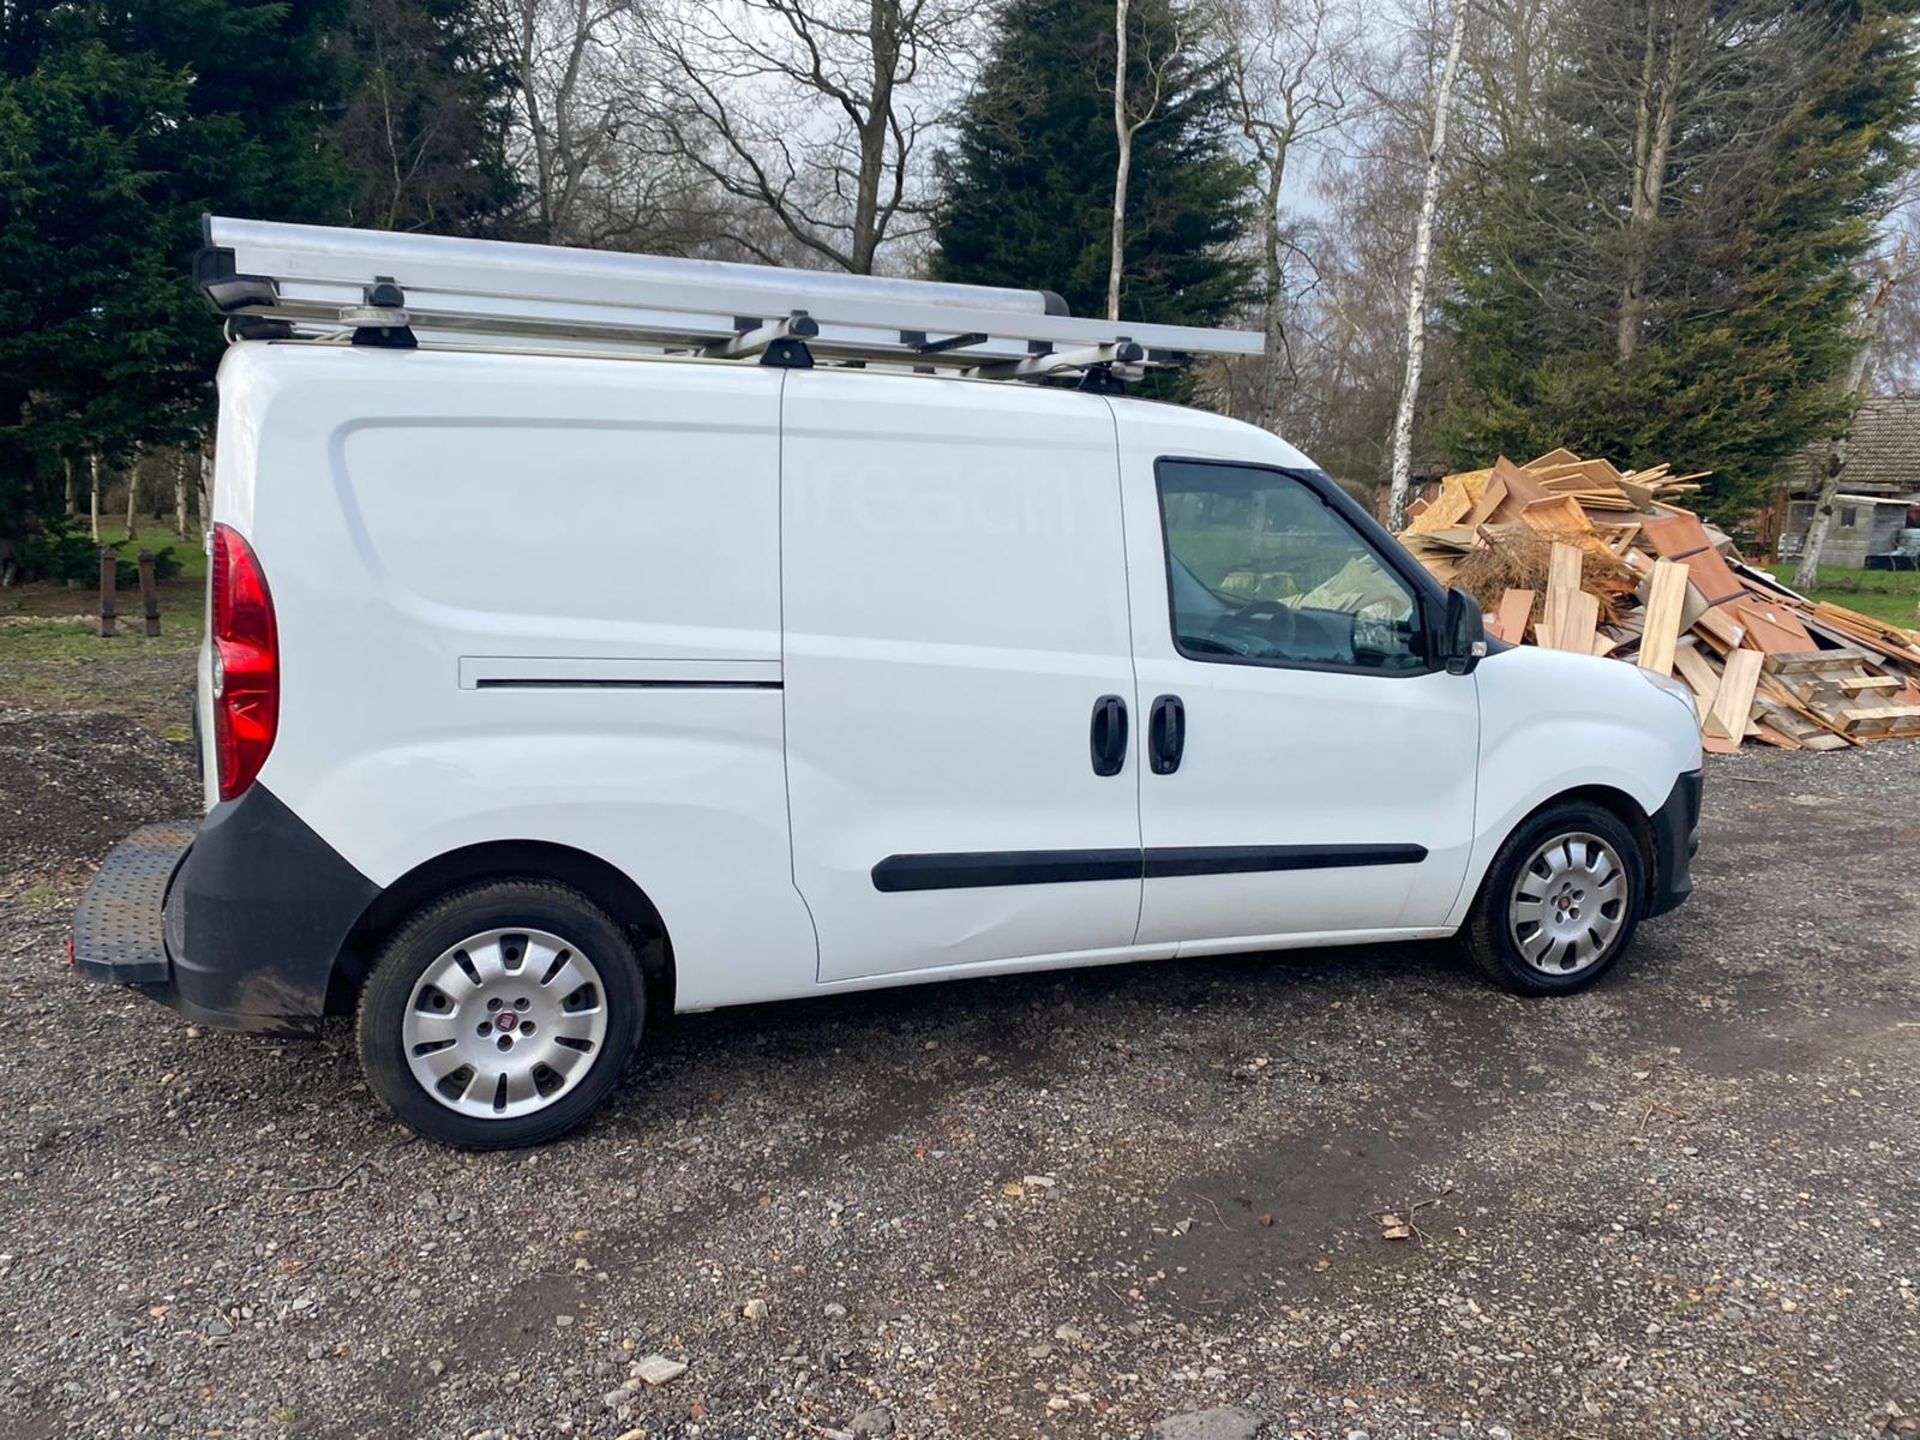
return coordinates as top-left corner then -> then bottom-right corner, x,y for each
356,879 -> 644,1148
1463,801 -> 1647,996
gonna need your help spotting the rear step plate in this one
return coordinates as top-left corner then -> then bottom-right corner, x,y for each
72,821 -> 197,984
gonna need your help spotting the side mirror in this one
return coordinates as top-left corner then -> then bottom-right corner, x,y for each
1439,587 -> 1488,675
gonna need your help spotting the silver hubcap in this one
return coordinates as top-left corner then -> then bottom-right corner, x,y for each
402,928 -> 609,1119
1507,832 -> 1628,977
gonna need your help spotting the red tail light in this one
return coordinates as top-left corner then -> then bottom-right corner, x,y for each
210,524 -> 279,801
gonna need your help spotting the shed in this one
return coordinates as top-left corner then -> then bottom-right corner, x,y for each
1780,395 -> 1920,567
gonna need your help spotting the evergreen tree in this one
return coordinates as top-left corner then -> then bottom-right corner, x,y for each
337,0 -> 520,234
932,0 -> 1253,331
1442,0 -> 1919,523
0,0 -> 351,561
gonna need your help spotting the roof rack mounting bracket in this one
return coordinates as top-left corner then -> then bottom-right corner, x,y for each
343,277 -> 416,350
708,310 -> 818,362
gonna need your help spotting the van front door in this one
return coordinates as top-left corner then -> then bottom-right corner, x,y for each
781,370 -> 1149,983
1119,443 -> 1480,953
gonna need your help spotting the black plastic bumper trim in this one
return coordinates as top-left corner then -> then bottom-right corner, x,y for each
871,842 -> 1427,893
1646,768 -> 1702,917
74,785 -> 378,1034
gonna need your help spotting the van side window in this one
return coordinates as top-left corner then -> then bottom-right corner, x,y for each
1156,460 -> 1425,672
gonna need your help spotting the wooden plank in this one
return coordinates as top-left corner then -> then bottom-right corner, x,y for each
1722,595 -> 1815,655
1542,542 -> 1584,647
1615,478 -> 1657,511
1671,643 -> 1722,704
1520,494 -> 1596,536
1838,675 -> 1901,693
1838,704 -> 1920,725
1637,558 -> 1689,676
1703,650 -> 1764,743
1522,446 -> 1582,470
1544,590 -> 1599,653
1639,513 -> 1746,605
1494,588 -> 1534,645
1749,720 -> 1803,751
1691,602 -> 1747,655
1762,647 -> 1871,673
1485,456 -> 1555,523
1406,475 -> 1473,534
1463,475 -> 1509,529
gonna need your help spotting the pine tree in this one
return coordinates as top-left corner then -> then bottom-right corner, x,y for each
1442,0 -> 1919,523
0,0 -> 352,561
337,0 -> 520,235
932,0 -> 1254,332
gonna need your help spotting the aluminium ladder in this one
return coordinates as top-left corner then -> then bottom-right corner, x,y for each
196,216 -> 1263,384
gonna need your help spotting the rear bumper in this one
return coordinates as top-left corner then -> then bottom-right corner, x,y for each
70,786 -> 379,1034
1646,768 -> 1702,918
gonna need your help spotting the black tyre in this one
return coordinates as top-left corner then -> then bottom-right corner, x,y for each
1463,801 -> 1648,996
356,879 -> 644,1149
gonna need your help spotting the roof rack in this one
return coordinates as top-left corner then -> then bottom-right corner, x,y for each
195,217 -> 1262,383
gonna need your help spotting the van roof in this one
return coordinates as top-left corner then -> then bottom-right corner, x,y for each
225,335 -> 1319,475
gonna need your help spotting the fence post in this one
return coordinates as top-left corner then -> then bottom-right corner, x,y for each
138,549 -> 160,637
97,547 -> 117,638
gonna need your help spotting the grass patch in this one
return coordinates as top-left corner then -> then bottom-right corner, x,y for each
1765,564 -> 1920,629
13,883 -> 63,911
0,617 -> 200,731
93,524 -> 207,581
0,621 -> 199,661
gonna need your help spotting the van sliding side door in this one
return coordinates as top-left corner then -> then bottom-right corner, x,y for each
780,370 -> 1149,983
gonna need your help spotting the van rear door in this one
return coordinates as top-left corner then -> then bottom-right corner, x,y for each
781,371 -> 1148,983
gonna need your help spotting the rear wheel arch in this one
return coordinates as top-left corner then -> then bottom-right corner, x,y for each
328,841 -> 674,1016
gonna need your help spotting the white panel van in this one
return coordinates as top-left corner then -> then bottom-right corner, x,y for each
73,222 -> 1703,1148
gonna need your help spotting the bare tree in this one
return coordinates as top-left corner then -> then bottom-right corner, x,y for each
1106,0 -> 1188,318
478,0 -> 639,243
1385,0 -> 1467,530
643,0 -> 980,274
124,451 -> 141,541
1220,0 -> 1359,427
1794,239 -> 1914,587
173,450 -> 191,539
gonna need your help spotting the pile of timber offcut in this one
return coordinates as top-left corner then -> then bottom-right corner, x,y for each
1398,449 -> 1920,752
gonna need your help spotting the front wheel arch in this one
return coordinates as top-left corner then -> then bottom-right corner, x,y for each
1461,792 -> 1654,995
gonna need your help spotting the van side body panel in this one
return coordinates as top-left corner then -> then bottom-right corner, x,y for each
779,369 -> 1147,982
1446,642 -> 1704,927
212,345 -> 818,1012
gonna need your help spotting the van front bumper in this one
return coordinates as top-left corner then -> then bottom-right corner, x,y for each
70,787 -> 379,1035
1646,768 -> 1702,918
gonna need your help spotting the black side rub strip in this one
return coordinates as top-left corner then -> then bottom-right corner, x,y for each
1144,843 -> 1426,877
872,849 -> 1142,892
870,843 -> 1427,892
474,678 -> 783,691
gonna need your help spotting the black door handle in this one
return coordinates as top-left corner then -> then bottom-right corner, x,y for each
1148,694 -> 1185,774
1089,694 -> 1129,776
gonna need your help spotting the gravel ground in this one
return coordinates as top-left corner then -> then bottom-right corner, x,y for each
1,639 -> 1916,1440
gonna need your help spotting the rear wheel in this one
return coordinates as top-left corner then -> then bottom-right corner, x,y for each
1463,801 -> 1647,996
356,879 -> 643,1148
